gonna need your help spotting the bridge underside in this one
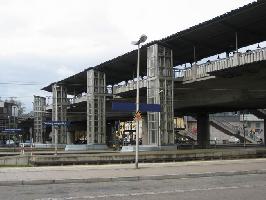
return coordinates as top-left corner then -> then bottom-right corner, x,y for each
174,61 -> 266,114
114,61 -> 266,115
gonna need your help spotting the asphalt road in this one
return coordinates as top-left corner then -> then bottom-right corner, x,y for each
1,173 -> 265,200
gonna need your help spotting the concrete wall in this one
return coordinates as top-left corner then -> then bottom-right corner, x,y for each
0,155 -> 30,166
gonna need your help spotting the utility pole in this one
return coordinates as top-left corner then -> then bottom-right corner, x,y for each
54,85 -> 58,155
131,34 -> 147,169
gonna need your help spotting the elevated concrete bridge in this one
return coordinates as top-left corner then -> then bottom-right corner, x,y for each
113,47 -> 266,96
37,1 -> 266,148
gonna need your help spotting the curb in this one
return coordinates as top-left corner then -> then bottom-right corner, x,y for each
0,169 -> 265,186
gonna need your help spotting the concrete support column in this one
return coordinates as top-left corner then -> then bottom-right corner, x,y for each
106,120 -> 115,147
142,116 -> 148,145
87,69 -> 106,145
147,44 -> 174,146
33,96 -> 46,143
52,84 -> 68,144
197,113 -> 210,148
66,131 -> 73,144
264,118 -> 266,147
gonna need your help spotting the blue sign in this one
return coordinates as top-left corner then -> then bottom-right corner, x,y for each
3,128 -> 22,133
43,121 -> 69,126
112,102 -> 161,112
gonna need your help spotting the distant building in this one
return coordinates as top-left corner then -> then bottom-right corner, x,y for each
0,100 -> 19,143
0,101 -> 18,132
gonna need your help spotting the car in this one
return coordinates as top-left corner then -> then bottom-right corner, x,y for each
5,140 -> 16,147
228,136 -> 240,144
5,139 -> 15,145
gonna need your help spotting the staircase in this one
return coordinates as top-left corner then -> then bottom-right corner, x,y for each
178,129 -> 197,141
209,118 -> 258,144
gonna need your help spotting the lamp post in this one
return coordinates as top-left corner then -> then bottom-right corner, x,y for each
131,34 -> 147,169
53,84 -> 59,155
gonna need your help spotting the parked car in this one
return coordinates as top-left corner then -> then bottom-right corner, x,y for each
5,139 -> 16,147
228,136 -> 240,144
5,139 -> 15,145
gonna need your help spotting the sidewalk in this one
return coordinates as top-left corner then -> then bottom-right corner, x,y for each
0,158 -> 266,186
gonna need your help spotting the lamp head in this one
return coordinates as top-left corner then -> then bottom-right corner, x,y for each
139,34 -> 147,43
131,34 -> 147,45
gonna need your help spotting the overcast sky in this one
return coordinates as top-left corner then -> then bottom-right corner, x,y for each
0,0 -> 256,112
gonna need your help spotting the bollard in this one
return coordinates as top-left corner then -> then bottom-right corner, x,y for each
20,143 -> 25,155
30,143 -> 33,156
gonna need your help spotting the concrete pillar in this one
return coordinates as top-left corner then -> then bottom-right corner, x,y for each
66,131 -> 73,144
106,120 -> 115,147
264,118 -> 266,147
147,44 -> 174,145
87,69 -> 106,145
52,84 -> 68,144
142,116 -> 148,145
33,96 -> 46,143
197,113 -> 210,148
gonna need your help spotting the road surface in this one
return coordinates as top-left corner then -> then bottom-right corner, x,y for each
1,173 -> 265,200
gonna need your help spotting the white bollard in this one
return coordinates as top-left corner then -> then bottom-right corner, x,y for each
20,143 -> 25,155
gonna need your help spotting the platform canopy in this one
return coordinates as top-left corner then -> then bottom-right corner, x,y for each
42,1 -> 266,95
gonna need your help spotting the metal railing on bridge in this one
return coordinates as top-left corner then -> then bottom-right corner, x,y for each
183,47 -> 266,81
113,78 -> 148,94
97,47 -> 266,95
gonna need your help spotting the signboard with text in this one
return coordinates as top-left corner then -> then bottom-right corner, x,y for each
43,121 -> 69,126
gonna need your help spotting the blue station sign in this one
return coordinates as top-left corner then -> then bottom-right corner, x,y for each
3,128 -> 22,133
112,102 -> 161,112
43,121 -> 69,126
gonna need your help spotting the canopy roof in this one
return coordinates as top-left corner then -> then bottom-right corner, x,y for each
42,0 -> 266,94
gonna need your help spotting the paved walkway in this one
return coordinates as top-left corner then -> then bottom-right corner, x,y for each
0,158 -> 266,185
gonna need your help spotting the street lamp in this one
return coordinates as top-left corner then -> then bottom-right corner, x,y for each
131,34 -> 147,169
53,84 -> 60,155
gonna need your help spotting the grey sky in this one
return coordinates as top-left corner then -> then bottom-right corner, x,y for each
0,0 -> 255,112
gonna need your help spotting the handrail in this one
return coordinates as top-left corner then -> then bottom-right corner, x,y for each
183,47 -> 266,81
113,78 -> 147,94
179,129 -> 197,140
210,118 -> 258,143
69,48 -> 266,96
